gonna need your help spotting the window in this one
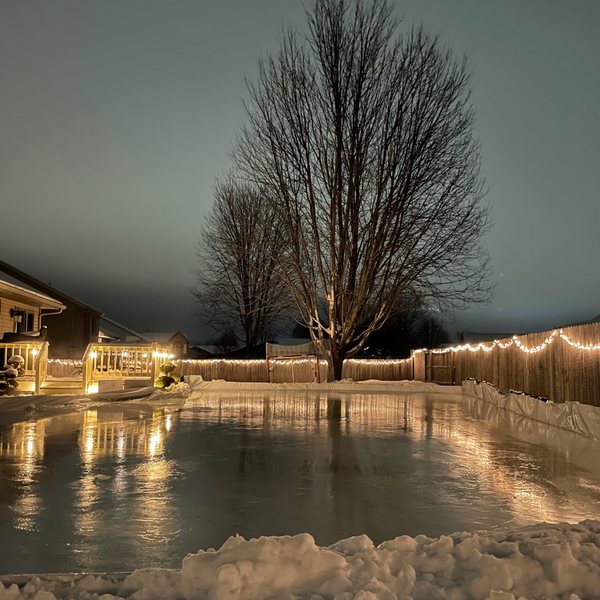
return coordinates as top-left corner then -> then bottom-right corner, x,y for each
13,309 -> 35,333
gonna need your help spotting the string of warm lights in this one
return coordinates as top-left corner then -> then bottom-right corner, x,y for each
180,359 -> 266,365
430,329 -> 600,356
173,328 -> 599,368
48,359 -> 83,365
346,357 -> 413,365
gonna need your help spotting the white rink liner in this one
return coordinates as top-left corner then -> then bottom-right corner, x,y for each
463,379 -> 600,443
2,521 -> 600,600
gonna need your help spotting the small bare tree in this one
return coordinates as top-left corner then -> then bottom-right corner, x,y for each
232,0 -> 492,378
192,176 -> 290,357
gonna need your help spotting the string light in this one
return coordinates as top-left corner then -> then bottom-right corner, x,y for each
177,327 -> 599,369
48,359 -> 83,365
180,358 -> 266,365
346,357 -> 412,365
429,329 -> 600,355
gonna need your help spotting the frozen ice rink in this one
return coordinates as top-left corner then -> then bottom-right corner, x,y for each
1,387 -> 600,577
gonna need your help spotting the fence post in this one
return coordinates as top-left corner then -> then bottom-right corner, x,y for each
150,343 -> 158,383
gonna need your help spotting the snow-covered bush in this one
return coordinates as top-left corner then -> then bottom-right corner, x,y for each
155,362 -> 180,389
0,355 -> 25,397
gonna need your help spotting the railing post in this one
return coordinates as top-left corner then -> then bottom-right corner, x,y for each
81,343 -> 95,395
150,342 -> 158,383
34,342 -> 49,394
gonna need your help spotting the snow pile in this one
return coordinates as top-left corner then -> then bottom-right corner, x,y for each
184,377 -> 458,396
4,521 -> 600,600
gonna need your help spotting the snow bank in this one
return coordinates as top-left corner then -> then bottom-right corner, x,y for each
185,377 -> 461,396
3,521 -> 600,600
463,379 -> 600,442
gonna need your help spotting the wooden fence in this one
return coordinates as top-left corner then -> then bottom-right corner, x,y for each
179,359 -> 269,382
48,359 -> 83,378
423,323 -> 600,406
178,357 -> 414,383
342,358 -> 414,381
42,321 -> 600,406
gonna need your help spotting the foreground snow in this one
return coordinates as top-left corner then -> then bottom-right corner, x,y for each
3,521 -> 600,600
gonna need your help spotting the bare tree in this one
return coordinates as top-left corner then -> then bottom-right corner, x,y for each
192,176 -> 290,357
212,330 -> 239,355
232,0 -> 492,378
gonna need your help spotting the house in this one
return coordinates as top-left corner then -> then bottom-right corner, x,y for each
141,331 -> 190,358
98,316 -> 149,344
561,314 -> 600,328
0,259 -> 102,358
457,332 -> 520,344
0,278 -> 66,339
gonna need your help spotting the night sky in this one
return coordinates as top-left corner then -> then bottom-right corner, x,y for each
1,0 -> 599,342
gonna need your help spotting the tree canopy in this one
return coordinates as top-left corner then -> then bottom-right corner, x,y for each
231,0 -> 492,377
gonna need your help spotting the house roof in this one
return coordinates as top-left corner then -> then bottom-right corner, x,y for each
562,314 -> 600,328
99,316 -> 150,342
0,277 -> 66,311
142,331 -> 189,343
0,259 -> 103,316
459,332 -> 521,343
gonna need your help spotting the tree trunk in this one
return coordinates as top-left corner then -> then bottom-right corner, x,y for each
332,352 -> 344,381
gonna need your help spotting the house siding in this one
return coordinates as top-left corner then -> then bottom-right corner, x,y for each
0,300 -> 39,337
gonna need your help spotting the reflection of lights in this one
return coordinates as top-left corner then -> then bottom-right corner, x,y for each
76,410 -> 171,459
81,410 -> 98,462
118,431 -> 126,458
87,383 -> 99,394
32,348 -> 38,356
149,431 -> 161,456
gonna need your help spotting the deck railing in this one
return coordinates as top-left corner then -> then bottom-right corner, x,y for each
82,343 -> 172,393
34,342 -> 49,393
0,341 -> 44,376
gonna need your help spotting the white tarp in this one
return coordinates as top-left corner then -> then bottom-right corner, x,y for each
463,378 -> 600,442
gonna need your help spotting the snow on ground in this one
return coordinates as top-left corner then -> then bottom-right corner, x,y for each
2,520 -> 600,600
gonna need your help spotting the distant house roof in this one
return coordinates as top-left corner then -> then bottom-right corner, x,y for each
0,277 -> 66,311
189,345 -> 214,357
459,332 -> 520,344
99,316 -> 150,343
142,331 -> 189,344
0,259 -> 103,315
562,314 -> 600,328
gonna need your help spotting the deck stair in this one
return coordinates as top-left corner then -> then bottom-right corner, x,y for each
40,377 -> 84,395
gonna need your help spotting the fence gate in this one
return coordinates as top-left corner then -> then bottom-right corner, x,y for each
425,350 -> 455,385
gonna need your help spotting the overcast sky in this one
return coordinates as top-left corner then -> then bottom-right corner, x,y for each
1,0 -> 598,342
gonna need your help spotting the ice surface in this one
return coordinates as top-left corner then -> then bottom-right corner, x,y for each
2,521 -> 600,599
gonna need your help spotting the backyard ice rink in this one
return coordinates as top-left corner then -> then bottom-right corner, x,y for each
1,380 -> 600,599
